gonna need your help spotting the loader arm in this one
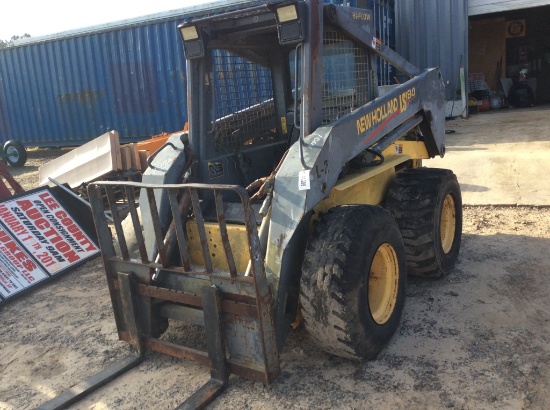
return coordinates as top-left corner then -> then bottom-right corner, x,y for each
265,4 -> 447,347
268,70 -> 446,348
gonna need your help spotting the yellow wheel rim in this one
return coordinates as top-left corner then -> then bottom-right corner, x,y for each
368,243 -> 399,325
440,194 -> 456,254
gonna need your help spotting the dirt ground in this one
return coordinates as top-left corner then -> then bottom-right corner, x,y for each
1,147 -> 550,409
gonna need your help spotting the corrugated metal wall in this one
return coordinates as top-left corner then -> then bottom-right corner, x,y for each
395,0 -> 469,101
0,19 -> 188,146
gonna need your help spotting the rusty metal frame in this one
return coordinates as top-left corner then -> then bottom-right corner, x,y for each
0,161 -> 25,199
35,354 -> 143,410
58,180 -> 281,409
174,286 -> 228,410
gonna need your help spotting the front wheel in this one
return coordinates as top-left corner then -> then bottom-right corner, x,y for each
3,140 -> 27,167
300,205 -> 407,360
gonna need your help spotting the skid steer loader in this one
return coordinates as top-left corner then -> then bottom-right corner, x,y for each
39,0 -> 462,408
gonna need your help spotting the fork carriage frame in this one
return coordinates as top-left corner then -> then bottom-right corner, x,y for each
37,181 -> 281,410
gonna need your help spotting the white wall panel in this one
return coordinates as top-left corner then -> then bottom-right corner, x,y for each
469,0 -> 550,16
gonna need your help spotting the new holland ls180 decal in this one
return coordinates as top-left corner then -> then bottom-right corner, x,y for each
356,87 -> 417,144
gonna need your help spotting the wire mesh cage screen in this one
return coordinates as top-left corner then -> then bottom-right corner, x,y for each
212,50 -> 279,153
322,30 -> 374,124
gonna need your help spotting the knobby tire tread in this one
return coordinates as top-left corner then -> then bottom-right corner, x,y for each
300,206 -> 406,360
386,168 -> 462,278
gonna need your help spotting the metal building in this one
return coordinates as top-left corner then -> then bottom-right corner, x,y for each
469,0 -> 550,15
394,0 -> 550,116
395,0 -> 469,117
468,0 -> 550,106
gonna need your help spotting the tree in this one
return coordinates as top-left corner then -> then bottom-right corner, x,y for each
0,33 -> 31,50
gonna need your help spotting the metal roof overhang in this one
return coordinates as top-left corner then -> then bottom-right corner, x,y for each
469,0 -> 550,16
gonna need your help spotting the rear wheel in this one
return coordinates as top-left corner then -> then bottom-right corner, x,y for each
3,140 -> 27,167
385,168 -> 462,278
300,205 -> 407,360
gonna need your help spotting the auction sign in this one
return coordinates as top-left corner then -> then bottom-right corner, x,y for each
0,187 -> 100,304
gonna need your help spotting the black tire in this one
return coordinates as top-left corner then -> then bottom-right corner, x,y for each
509,83 -> 534,108
385,168 -> 462,278
300,205 -> 407,360
3,140 -> 27,167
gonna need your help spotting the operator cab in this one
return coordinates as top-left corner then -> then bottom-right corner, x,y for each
180,5 -> 291,191
179,1 -> 377,213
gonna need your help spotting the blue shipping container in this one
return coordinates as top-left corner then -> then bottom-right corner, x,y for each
0,18 -> 189,146
0,0 -> 395,147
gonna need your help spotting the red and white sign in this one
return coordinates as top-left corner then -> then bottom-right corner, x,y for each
0,224 -> 49,298
0,190 -> 99,275
0,187 -> 100,304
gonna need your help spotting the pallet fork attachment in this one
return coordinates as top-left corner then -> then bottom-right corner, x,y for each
38,181 -> 279,409
175,286 -> 228,410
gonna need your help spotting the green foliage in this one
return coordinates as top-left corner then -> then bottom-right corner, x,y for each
0,33 -> 31,50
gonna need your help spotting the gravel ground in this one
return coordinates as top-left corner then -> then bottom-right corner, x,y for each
1,150 -> 549,409
6,148 -> 69,191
